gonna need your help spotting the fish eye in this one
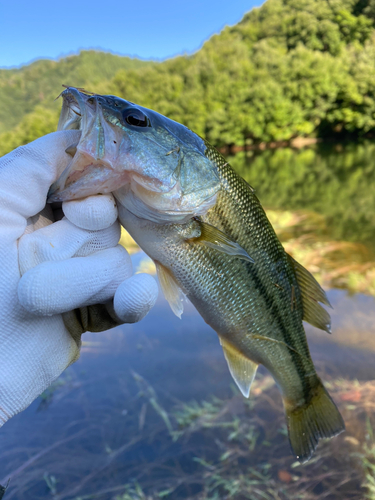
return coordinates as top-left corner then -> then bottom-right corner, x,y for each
122,108 -> 150,128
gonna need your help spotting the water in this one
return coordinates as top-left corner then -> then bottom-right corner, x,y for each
230,141 -> 375,247
1,142 -> 375,500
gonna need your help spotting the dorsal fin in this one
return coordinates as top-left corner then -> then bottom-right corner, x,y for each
155,262 -> 185,319
219,337 -> 258,397
287,254 -> 332,334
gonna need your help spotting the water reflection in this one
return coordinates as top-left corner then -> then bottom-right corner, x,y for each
1,143 -> 375,499
230,141 -> 375,246
1,287 -> 374,499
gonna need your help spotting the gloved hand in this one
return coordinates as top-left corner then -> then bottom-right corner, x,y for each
0,130 -> 158,427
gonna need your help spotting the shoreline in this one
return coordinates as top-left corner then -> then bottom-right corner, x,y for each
219,137 -> 322,155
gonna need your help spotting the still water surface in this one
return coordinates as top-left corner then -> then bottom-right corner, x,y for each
1,142 -> 375,500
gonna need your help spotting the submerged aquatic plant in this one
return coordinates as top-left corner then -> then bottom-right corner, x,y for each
0,480 -> 9,500
2,369 -> 375,499
357,419 -> 375,499
43,473 -> 58,496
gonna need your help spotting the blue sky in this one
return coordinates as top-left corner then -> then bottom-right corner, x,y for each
0,0 -> 263,68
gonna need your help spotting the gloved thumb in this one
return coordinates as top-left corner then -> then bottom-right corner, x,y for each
0,130 -> 80,230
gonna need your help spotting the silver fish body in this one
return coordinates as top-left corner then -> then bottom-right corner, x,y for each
49,87 -> 345,462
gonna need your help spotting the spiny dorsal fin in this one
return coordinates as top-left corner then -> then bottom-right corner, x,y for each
155,262 -> 185,319
191,221 -> 254,263
287,254 -> 332,334
220,337 -> 258,397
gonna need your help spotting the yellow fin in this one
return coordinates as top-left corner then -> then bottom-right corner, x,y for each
287,254 -> 332,334
193,221 -> 254,263
284,379 -> 345,463
155,262 -> 185,319
220,337 -> 258,397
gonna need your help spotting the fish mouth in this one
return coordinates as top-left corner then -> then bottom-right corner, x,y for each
48,87 -> 220,221
48,87 -> 160,202
56,86 -> 89,132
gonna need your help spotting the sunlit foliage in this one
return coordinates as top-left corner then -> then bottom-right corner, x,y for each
2,0 -> 375,154
0,51 -> 150,134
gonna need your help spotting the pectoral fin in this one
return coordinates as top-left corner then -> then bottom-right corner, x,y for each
287,254 -> 332,334
155,262 -> 185,319
220,337 -> 258,397
191,221 -> 254,263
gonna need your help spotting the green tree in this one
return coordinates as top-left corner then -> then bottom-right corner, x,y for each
3,0 -> 375,151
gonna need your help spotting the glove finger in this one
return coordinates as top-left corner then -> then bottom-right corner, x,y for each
0,131 -> 80,237
114,273 -> 159,323
62,194 -> 118,231
62,273 -> 159,337
18,245 -> 132,315
19,218 -> 121,275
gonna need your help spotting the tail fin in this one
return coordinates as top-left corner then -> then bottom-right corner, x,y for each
284,381 -> 345,463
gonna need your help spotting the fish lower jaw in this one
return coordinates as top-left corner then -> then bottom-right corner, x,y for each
48,161 -> 131,202
115,183 -> 218,225
114,187 -> 195,224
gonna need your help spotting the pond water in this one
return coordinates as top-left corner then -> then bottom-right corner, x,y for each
1,142 -> 375,500
230,141 -> 375,247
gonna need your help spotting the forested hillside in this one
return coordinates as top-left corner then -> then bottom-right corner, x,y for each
0,51 -> 150,134
2,0 -> 375,156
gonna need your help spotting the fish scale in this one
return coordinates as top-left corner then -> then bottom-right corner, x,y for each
49,87 -> 345,462
117,152 -> 343,461
179,155 -> 309,380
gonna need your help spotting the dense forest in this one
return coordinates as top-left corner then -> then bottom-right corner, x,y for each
2,0 -> 375,156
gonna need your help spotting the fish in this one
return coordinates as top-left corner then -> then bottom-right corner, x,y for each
48,87 -> 345,462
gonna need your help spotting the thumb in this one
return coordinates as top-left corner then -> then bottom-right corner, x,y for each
0,130 -> 81,222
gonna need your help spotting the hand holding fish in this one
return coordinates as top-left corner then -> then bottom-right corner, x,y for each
0,131 -> 158,427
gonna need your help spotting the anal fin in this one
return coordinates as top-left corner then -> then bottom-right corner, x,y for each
287,254 -> 332,334
155,262 -> 185,319
220,337 -> 258,397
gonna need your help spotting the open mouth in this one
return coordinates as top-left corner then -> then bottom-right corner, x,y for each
48,87 -> 221,220
48,87 -> 122,202
56,87 -> 95,133
48,87 -> 179,204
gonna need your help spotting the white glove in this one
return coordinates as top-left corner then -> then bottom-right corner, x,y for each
0,131 -> 158,427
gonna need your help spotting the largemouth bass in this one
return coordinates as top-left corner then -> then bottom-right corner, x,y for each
49,87 -> 345,462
